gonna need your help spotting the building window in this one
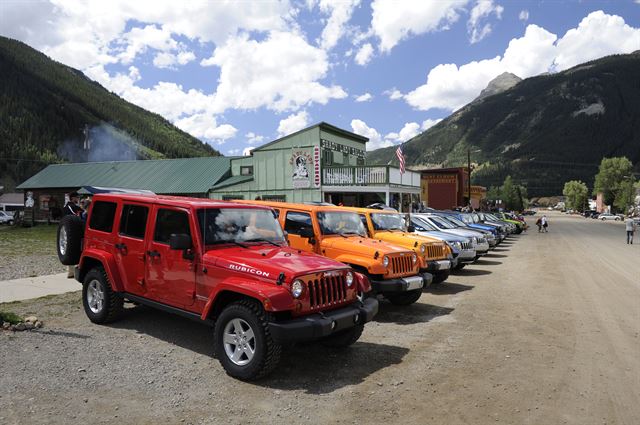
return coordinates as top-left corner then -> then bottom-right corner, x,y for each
322,148 -> 333,166
332,151 -> 344,165
356,156 -> 365,166
261,194 -> 286,202
222,195 -> 244,201
240,166 -> 253,176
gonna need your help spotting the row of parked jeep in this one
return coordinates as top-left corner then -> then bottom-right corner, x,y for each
56,193 -> 525,380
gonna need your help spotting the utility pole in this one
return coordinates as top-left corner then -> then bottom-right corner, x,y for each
467,148 -> 471,208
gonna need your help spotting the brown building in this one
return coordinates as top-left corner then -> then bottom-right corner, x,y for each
418,167 -> 468,210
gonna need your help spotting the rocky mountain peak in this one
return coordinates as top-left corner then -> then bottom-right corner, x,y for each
476,72 -> 522,101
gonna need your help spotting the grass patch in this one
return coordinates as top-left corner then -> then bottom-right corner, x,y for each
0,224 -> 58,256
0,311 -> 24,324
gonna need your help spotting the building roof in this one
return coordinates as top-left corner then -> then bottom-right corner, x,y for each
252,122 -> 369,152
0,193 -> 23,204
17,157 -> 230,194
210,175 -> 254,190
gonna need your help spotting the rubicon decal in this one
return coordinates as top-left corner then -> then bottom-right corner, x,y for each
228,263 -> 270,278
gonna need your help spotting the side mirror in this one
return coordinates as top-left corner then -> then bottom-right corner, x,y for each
169,233 -> 192,250
299,227 -> 315,239
407,225 -> 415,233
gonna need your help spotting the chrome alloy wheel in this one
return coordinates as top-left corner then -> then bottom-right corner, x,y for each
223,318 -> 256,366
87,279 -> 105,314
59,227 -> 67,255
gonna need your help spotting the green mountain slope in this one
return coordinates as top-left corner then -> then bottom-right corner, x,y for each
368,52 -> 640,196
0,36 -> 219,190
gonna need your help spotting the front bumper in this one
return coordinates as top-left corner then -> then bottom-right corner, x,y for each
458,249 -> 477,263
427,259 -> 451,272
420,271 -> 434,287
268,298 -> 378,343
371,275 -> 425,293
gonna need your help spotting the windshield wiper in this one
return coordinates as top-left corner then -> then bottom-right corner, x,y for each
211,240 -> 250,249
244,238 -> 280,247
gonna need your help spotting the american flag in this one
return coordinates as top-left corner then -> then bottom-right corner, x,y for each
396,145 -> 405,174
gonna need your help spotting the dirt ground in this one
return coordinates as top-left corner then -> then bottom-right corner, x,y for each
1,211 -> 638,425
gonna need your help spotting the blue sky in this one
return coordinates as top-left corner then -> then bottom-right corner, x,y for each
2,0 -> 639,155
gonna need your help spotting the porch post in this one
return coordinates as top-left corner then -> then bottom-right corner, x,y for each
385,190 -> 390,206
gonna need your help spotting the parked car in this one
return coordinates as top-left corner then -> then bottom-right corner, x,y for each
599,213 -> 621,221
408,216 -> 477,270
344,207 -> 452,286
413,213 -> 489,255
56,194 -> 378,380
0,211 -> 14,225
238,200 -> 426,306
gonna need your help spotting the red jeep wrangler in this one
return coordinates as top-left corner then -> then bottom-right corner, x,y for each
56,194 -> 378,380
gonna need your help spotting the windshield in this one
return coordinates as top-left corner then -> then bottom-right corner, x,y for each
317,211 -> 367,236
446,216 -> 466,227
197,208 -> 285,247
429,216 -> 456,229
412,217 -> 438,231
371,213 -> 405,231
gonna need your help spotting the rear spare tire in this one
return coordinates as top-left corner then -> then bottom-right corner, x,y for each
57,215 -> 84,265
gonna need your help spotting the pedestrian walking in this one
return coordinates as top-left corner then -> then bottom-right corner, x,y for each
535,217 -> 542,232
541,215 -> 548,233
625,216 -> 636,244
63,191 -> 84,278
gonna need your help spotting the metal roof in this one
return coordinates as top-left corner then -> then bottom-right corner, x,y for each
17,157 -> 230,194
252,122 -> 369,152
210,175 -> 254,190
0,193 -> 24,204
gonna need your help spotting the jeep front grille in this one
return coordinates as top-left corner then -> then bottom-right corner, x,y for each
461,241 -> 473,251
307,274 -> 348,309
426,243 -> 446,259
389,254 -> 413,275
477,237 -> 486,245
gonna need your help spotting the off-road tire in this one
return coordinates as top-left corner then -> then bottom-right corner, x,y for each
82,267 -> 123,324
386,289 -> 422,306
214,300 -> 282,381
432,270 -> 450,284
320,324 -> 364,348
57,215 -> 84,265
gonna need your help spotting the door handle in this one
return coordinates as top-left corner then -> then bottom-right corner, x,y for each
147,250 -> 160,258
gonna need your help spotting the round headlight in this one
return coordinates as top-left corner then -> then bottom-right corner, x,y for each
345,271 -> 354,287
453,241 -> 462,249
412,253 -> 417,264
472,236 -> 477,244
291,279 -> 304,298
382,256 -> 389,268
420,244 -> 426,254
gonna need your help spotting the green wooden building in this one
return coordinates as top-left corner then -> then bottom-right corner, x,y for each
209,122 -> 421,210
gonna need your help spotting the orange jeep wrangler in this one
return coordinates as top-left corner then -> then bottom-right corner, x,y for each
238,201 -> 425,306
343,207 -> 452,284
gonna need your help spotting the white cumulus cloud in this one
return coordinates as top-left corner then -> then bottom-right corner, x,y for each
277,111 -> 311,137
174,113 -> 237,145
421,118 -> 443,130
316,0 -> 361,50
519,10 -> 529,22
355,43 -> 374,65
355,92 -> 373,102
467,0 -> 504,44
404,11 -> 640,112
384,122 -> 421,143
351,119 -> 390,150
370,0 -> 470,52
245,132 -> 265,145
202,31 -> 347,113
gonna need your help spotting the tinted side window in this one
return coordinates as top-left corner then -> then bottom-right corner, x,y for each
359,214 -> 371,236
89,201 -> 117,233
119,205 -> 149,239
284,211 -> 312,235
154,209 -> 190,244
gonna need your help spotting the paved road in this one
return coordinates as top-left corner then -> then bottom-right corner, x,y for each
0,273 -> 78,303
0,211 -> 638,424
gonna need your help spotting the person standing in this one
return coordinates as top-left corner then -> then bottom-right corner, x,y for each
625,216 -> 636,244
63,192 -> 83,216
541,215 -> 548,232
63,191 -> 83,278
535,217 -> 542,232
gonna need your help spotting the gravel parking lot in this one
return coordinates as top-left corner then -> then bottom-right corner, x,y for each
1,212 -> 638,425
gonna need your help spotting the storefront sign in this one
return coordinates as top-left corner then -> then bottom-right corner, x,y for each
320,139 -> 365,158
313,146 -> 321,188
425,174 -> 457,184
290,151 -> 313,189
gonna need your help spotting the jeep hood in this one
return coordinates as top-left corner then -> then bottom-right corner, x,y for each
371,230 -> 442,247
203,245 -> 348,280
320,235 -> 410,257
